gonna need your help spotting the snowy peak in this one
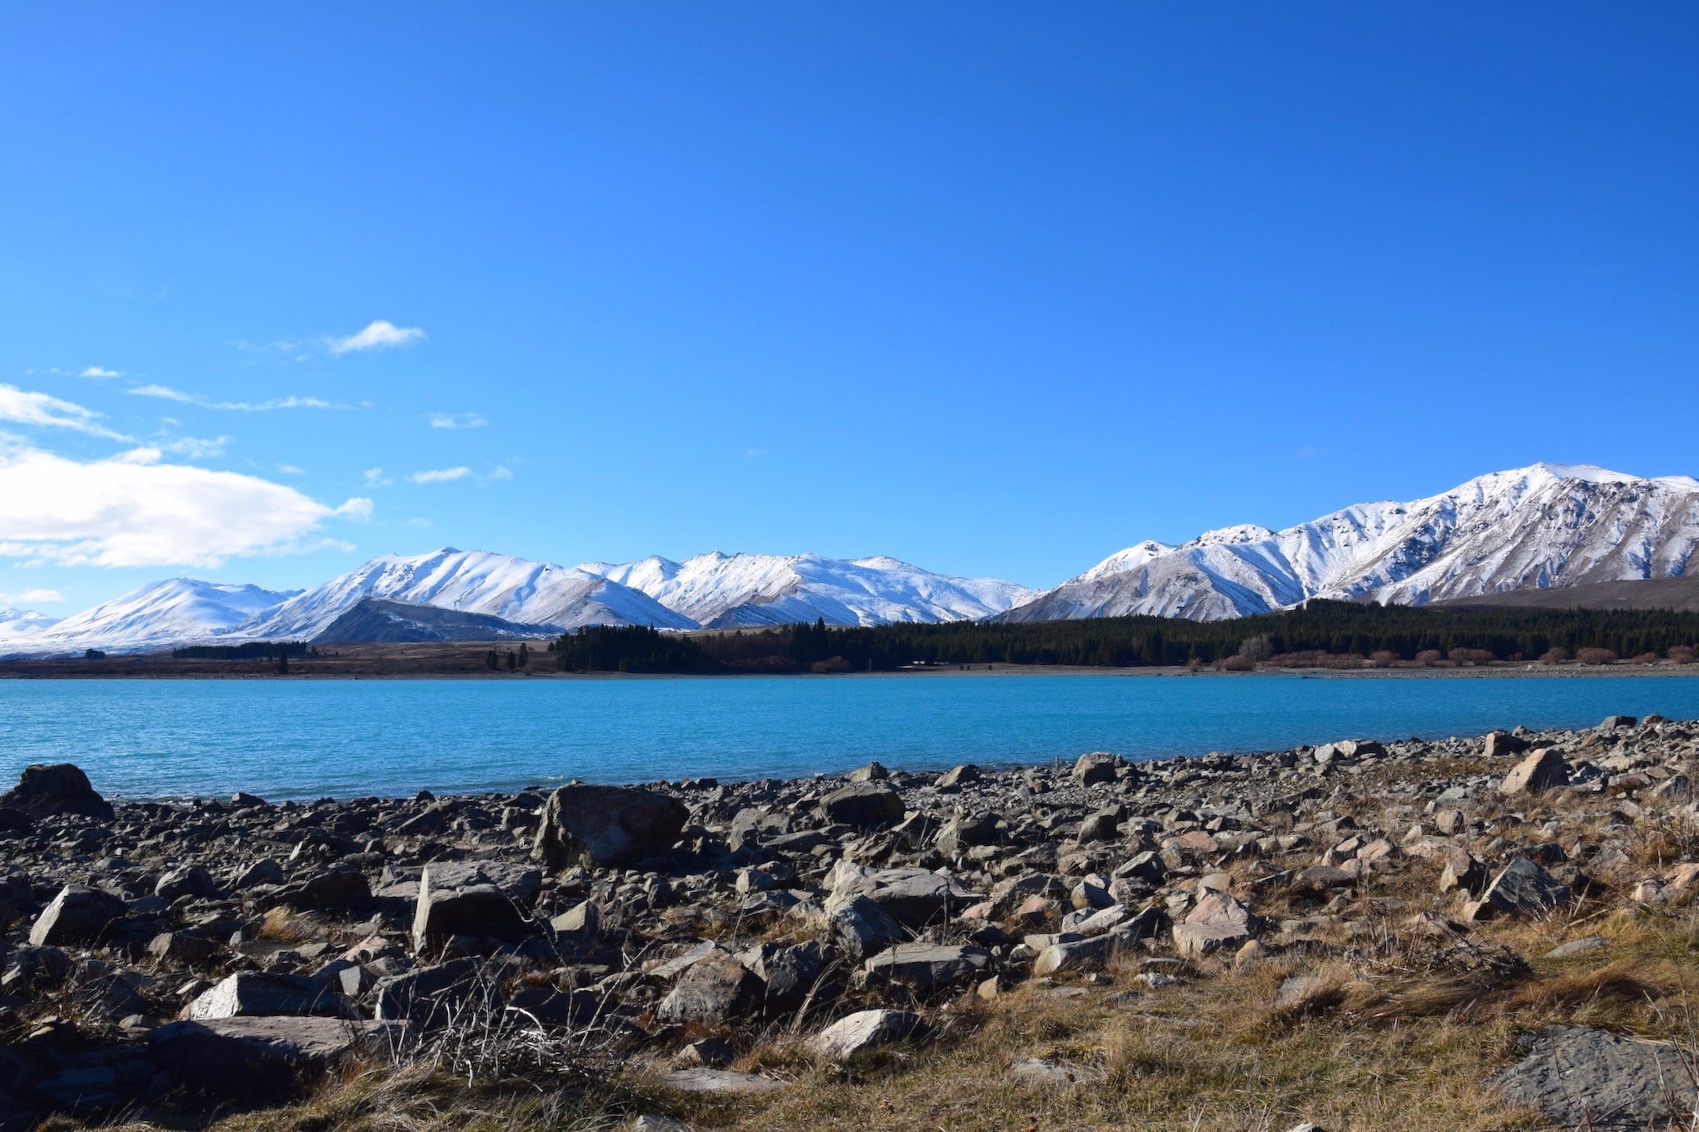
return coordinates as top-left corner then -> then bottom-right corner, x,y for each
1002,463 -> 1699,623
0,579 -> 299,655
577,551 -> 1038,628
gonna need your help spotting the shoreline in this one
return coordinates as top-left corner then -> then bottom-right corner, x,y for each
2,714 -> 1697,1130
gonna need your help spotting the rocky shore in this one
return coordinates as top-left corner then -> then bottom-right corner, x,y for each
4,717 -> 1699,1130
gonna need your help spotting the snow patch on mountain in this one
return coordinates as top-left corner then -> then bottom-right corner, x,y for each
1001,463 -> 1699,623
0,580 -> 298,656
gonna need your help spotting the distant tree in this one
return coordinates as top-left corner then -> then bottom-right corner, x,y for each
83,648 -> 106,660
505,649 -> 517,670
1239,635 -> 1273,663
486,649 -> 499,670
275,653 -> 289,675
518,642 -> 529,668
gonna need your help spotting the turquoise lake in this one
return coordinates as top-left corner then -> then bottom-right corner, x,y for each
3,673 -> 1699,800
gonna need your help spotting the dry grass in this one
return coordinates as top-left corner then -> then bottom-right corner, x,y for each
256,907 -> 317,946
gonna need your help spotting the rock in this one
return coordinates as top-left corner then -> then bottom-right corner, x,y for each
862,943 -> 990,989
1077,806 -> 1126,844
740,940 -> 828,1013
28,885 -> 125,947
937,764 -> 981,787
657,948 -> 766,1024
934,813 -> 1001,857
1500,748 -> 1569,794
0,763 -> 113,821
829,864 -> 982,928
155,865 -> 221,903
811,1009 -> 926,1060
1438,849 -> 1484,895
373,958 -> 499,1030
0,807 -> 34,835
631,1117 -> 694,1132
232,859 -> 285,890
411,860 -> 542,952
150,1016 -> 397,1104
846,761 -> 889,783
187,972 -> 345,1020
533,784 -> 689,866
817,784 -> 905,829
276,868 -> 371,912
1491,1025 -> 1698,1129
660,1068 -> 787,1094
1484,730 -> 1530,758
1006,1057 -> 1107,1088
1033,910 -> 1164,975
673,1037 -> 734,1069
1598,714 -> 1637,731
1466,857 -> 1570,920
1172,892 -> 1262,959
821,893 -> 904,962
1072,752 -> 1121,786
1544,936 -> 1608,959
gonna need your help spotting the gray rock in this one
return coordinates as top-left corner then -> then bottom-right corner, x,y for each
28,885 -> 125,947
1544,936 -> 1608,959
155,865 -> 220,903
275,868 -> 371,912
935,813 -> 1001,857
937,764 -> 981,787
0,763 -> 113,821
411,860 -> 541,952
533,784 -> 689,866
829,864 -> 981,928
1483,730 -> 1530,758
1172,892 -> 1262,959
740,939 -> 829,1013
1598,714 -> 1638,731
660,1068 -> 787,1094
846,761 -> 889,783
187,972 -> 345,1020
657,948 -> 766,1024
862,943 -> 990,989
817,784 -> 905,829
822,893 -> 904,961
1500,748 -> 1569,794
811,1009 -> 926,1060
1467,856 -> 1569,920
1072,752 -> 1121,786
150,1016 -> 398,1104
1491,1025 -> 1698,1129
232,859 -> 285,890
372,958 -> 498,1031
1006,1057 -> 1107,1088
1077,806 -> 1126,844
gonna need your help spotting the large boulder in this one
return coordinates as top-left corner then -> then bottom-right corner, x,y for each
411,860 -> 542,952
1172,892 -> 1262,959
828,864 -> 982,929
150,1017 -> 397,1105
657,948 -> 766,1024
1492,1025 -> 1698,1129
0,764 -> 113,821
821,892 -> 905,961
373,958 -> 499,1031
862,943 -> 990,989
532,785 -> 688,866
187,972 -> 346,1021
1465,857 -> 1570,920
28,885 -> 125,947
1500,748 -> 1569,795
817,784 -> 905,829
740,940 -> 829,1013
1072,753 -> 1121,786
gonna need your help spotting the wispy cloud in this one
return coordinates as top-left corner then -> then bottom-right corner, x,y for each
275,463 -> 305,475
407,466 -> 472,485
406,517 -> 432,527
363,467 -> 393,488
0,588 -> 64,606
158,435 -> 233,459
744,448 -> 768,459
329,320 -> 426,355
0,384 -> 132,441
128,384 -> 363,412
484,465 -> 512,483
81,366 -> 123,379
428,412 -> 487,430
0,438 -> 371,568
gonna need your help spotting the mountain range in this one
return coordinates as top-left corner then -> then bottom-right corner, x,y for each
0,462 -> 1693,657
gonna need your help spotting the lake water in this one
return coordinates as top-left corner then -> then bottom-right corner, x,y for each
3,673 -> 1699,801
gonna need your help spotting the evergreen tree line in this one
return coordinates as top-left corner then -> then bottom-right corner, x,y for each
172,641 -> 312,660
547,601 -> 1699,674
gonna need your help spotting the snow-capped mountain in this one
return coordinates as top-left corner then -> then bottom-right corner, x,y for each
237,548 -> 694,641
0,580 -> 298,656
1000,463 -> 1699,623
579,552 -> 1039,628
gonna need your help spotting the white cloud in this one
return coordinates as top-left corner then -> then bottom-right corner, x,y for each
363,467 -> 393,488
407,466 -> 472,485
0,384 -> 132,441
159,435 -> 233,459
484,465 -> 513,483
275,463 -> 305,475
428,412 -> 488,429
744,448 -> 768,458
0,439 -> 371,568
329,320 -> 426,355
0,588 -> 64,606
81,366 -> 123,379
128,384 -> 359,412
406,517 -> 432,527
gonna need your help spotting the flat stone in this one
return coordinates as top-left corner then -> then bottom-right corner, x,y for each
812,1009 -> 926,1060
862,943 -> 990,988
150,1016 -> 399,1104
828,864 -> 981,928
660,1068 -> 788,1094
1492,1025 -> 1698,1129
1500,748 -> 1569,794
1006,1057 -> 1107,1088
411,860 -> 542,952
187,972 -> 345,1020
28,885 -> 126,947
1172,892 -> 1262,959
533,784 -> 689,866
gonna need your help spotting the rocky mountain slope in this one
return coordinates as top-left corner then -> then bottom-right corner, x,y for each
1001,463 -> 1699,622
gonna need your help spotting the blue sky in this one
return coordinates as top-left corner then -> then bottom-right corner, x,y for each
2,3 -> 1695,611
